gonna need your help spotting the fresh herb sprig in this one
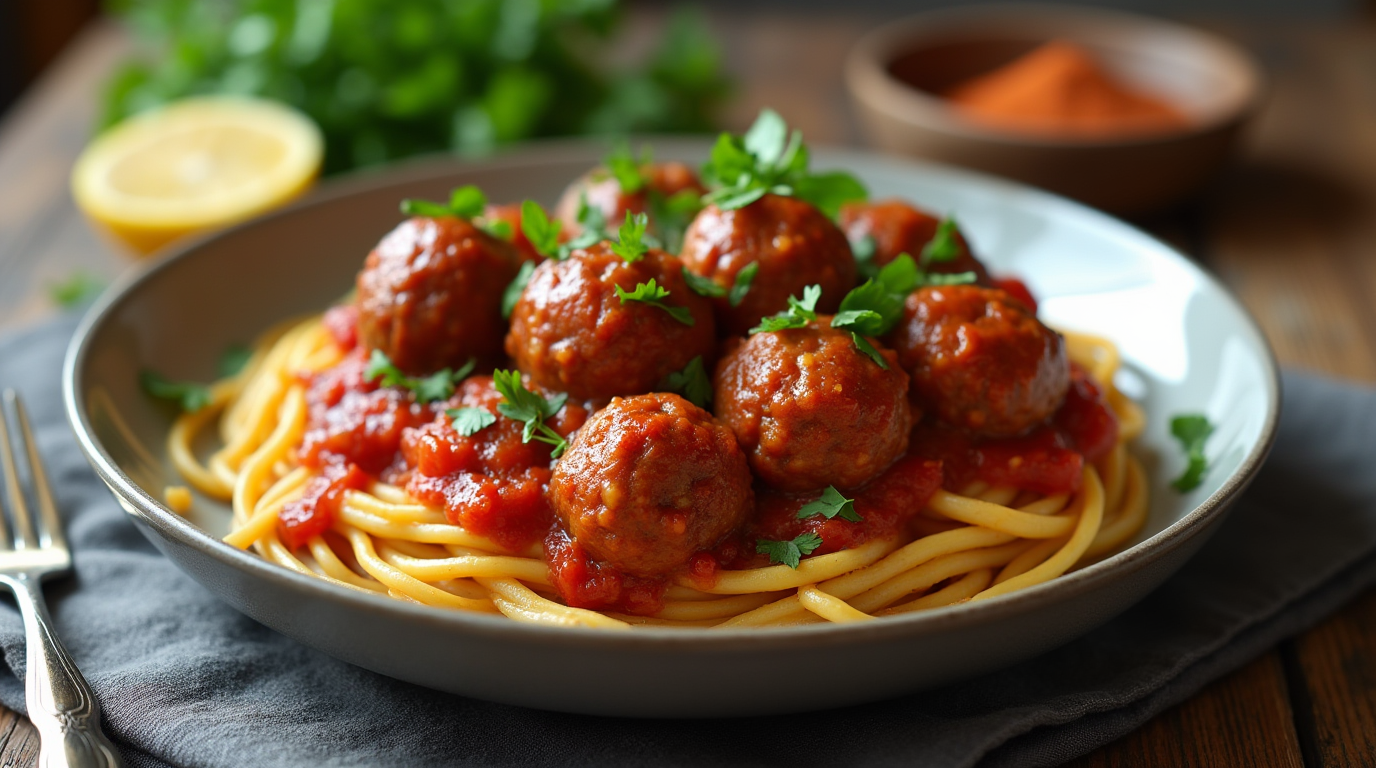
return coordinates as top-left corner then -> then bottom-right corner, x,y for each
502,261 -> 537,319
604,141 -> 651,193
1170,414 -> 1214,491
700,109 -> 867,217
448,406 -> 497,437
364,349 -> 475,404
615,278 -> 693,325
610,211 -> 654,262
756,532 -> 824,569
829,252 -> 974,367
140,371 -> 212,413
750,285 -> 821,334
729,263 -> 759,307
49,270 -> 104,309
492,370 -> 569,458
797,486 -> 861,522
519,200 -> 563,260
401,185 -> 511,240
662,356 -> 713,409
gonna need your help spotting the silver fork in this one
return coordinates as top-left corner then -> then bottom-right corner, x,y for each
0,390 -> 121,768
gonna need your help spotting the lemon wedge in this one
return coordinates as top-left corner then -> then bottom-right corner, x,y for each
72,96 -> 324,254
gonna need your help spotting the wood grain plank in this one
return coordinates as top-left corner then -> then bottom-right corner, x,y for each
1290,587 -> 1376,766
1065,652 -> 1304,768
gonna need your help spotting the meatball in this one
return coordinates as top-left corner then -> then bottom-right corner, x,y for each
505,242 -> 716,401
555,161 -> 706,235
356,216 -> 521,375
681,194 -> 856,335
839,199 -> 989,283
549,393 -> 754,577
714,322 -> 912,492
888,285 -> 1069,437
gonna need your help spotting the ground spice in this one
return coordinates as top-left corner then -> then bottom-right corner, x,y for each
944,41 -> 1189,137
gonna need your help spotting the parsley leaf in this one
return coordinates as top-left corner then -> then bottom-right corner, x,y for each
682,267 -> 726,298
921,217 -> 963,264
615,279 -> 694,325
1170,414 -> 1214,492
700,109 -> 866,217
363,349 -> 475,404
610,211 -> 652,262
479,218 -> 513,240
140,370 -> 211,413
492,369 -> 569,458
662,356 -> 713,409
502,261 -> 536,320
648,188 -> 702,253
852,235 -> 878,281
400,185 -> 488,220
797,486 -> 861,522
605,141 -> 650,193
448,406 -> 497,437
730,262 -> 759,307
520,200 -> 562,260
49,270 -> 104,309
751,284 -> 821,334
217,345 -> 252,378
756,532 -> 825,569
877,253 -> 922,295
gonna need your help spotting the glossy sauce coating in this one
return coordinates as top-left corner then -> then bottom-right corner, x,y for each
401,375 -> 588,551
356,216 -> 520,374
549,393 -> 754,578
889,285 -> 1069,437
714,322 -> 912,492
839,199 -> 989,282
505,242 -> 716,401
681,195 -> 856,335
554,161 -> 706,234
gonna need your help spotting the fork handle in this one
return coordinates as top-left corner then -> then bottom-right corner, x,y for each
6,575 -> 122,768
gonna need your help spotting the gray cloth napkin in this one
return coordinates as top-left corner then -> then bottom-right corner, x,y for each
2,315 -> 1375,768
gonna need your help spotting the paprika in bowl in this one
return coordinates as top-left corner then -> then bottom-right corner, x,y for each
845,4 -> 1262,213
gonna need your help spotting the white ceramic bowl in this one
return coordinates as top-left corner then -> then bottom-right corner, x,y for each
63,139 -> 1279,717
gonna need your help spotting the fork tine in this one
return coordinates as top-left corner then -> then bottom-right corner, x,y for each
0,392 -> 19,549
6,391 -> 61,551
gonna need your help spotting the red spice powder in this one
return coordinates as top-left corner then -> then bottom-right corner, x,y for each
944,41 -> 1189,137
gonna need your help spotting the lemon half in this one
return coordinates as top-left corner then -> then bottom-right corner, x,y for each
72,96 -> 324,254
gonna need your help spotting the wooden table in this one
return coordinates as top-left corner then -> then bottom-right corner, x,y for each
1,12 -> 1374,767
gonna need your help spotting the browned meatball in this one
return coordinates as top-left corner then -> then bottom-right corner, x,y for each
839,199 -> 989,283
555,161 -> 706,234
889,285 -> 1069,437
714,322 -> 911,492
681,195 -> 856,335
549,393 -> 754,577
505,242 -> 716,401
356,216 -> 520,375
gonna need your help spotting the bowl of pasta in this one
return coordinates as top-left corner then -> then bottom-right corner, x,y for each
63,114 -> 1279,717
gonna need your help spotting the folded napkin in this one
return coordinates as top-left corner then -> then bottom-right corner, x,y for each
2,316 -> 1375,768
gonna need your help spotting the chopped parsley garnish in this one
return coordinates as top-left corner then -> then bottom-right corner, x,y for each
662,356 -> 713,409
447,406 -> 497,437
604,141 -> 651,193
615,279 -> 693,325
729,262 -> 759,308
551,195 -> 612,258
700,109 -> 867,217
492,369 -> 569,458
519,200 -> 563,260
1170,414 -> 1214,492
750,284 -> 820,334
49,270 -> 104,309
400,185 -> 488,221
797,486 -> 861,522
756,532 -> 824,569
648,188 -> 703,253
851,235 -> 878,280
921,217 -> 963,264
610,211 -> 653,262
217,345 -> 252,378
139,370 -> 211,413
363,349 -> 475,404
502,261 -> 536,319
682,268 -> 726,298
829,253 -> 973,368
479,218 -> 513,240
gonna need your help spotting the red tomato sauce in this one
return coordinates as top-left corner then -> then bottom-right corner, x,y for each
545,527 -> 668,615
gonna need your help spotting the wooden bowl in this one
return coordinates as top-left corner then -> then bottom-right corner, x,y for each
845,4 -> 1263,213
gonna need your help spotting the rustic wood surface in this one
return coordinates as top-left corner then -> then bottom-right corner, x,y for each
1,11 -> 1375,767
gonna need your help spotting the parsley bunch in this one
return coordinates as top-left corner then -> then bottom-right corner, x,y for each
700,109 -> 867,217
492,370 -> 569,458
103,3 -> 730,174
364,349 -> 475,404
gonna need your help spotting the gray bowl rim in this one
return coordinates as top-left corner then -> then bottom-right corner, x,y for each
844,2 -> 1267,149
62,136 -> 1281,653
